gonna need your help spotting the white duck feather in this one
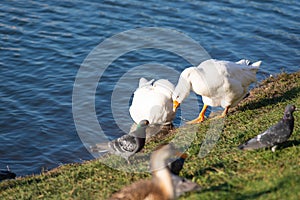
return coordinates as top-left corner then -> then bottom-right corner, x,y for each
130,78 -> 175,125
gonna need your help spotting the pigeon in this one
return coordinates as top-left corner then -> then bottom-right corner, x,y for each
238,105 -> 296,152
108,120 -> 149,163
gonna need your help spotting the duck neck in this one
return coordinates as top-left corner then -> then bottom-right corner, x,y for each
154,168 -> 174,199
173,69 -> 193,103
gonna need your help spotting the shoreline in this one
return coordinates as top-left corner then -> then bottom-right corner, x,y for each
1,71 -> 299,199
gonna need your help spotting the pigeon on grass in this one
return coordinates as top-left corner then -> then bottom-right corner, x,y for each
238,105 -> 296,152
108,120 -> 149,163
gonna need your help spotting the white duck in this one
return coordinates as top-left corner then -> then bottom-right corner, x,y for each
172,59 -> 261,124
129,78 -> 175,125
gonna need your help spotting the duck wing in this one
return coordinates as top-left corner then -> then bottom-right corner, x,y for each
108,179 -> 166,200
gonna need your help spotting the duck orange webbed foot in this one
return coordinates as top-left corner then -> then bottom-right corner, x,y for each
186,116 -> 206,124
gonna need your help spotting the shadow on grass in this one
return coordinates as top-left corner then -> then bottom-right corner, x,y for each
200,182 -> 272,199
202,182 -> 236,193
238,87 -> 300,112
234,188 -> 275,200
234,174 -> 298,200
197,174 -> 297,199
198,181 -> 276,199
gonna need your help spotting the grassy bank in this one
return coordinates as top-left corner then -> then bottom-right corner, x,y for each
1,71 -> 299,200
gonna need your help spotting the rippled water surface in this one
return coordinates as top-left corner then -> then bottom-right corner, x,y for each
1,0 -> 299,176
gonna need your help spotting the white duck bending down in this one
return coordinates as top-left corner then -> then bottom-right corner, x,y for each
129,78 -> 175,125
108,143 -> 193,200
173,59 -> 261,124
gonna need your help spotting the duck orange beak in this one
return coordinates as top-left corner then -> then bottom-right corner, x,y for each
173,100 -> 180,112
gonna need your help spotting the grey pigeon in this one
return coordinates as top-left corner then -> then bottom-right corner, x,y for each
239,105 -> 296,151
108,120 -> 149,162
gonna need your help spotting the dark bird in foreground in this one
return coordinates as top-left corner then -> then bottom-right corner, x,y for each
0,170 -> 16,181
108,120 -> 149,163
239,105 -> 296,152
108,143 -> 201,200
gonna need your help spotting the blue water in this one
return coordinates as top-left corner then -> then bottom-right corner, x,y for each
1,0 -> 299,176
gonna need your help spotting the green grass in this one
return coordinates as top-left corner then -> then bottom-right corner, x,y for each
1,71 -> 300,200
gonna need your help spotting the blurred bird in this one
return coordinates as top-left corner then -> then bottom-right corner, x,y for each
173,59 -> 261,124
169,156 -> 186,176
171,174 -> 201,198
108,120 -> 149,163
238,105 -> 296,152
108,143 -> 200,200
168,154 -> 201,197
0,166 -> 16,181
